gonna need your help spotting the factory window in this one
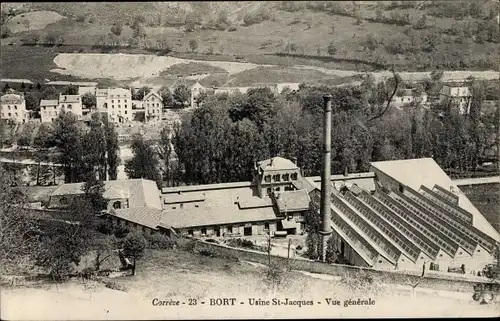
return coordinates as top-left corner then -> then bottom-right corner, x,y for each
111,100 -> 114,103
459,251 -> 462,255
201,227 -> 206,235
291,173 -> 298,180
125,110 -> 127,115
194,204 -> 199,208
264,175 -> 271,183
172,206 -> 176,209
118,100 -> 120,103
273,174 -> 281,182
180,203 -> 184,209
14,105 -> 17,109
188,229 -> 193,236
282,174 -> 289,181
266,187 -> 272,195
113,201 -> 122,209
477,249 -> 480,252
398,184 -> 404,193
378,260 -> 382,264
439,254 -> 443,258
227,226 -> 233,233
264,222 -> 269,230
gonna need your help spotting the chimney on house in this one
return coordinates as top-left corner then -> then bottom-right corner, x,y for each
343,166 -> 349,177
270,158 -> 274,167
292,156 -> 297,165
320,94 -> 333,263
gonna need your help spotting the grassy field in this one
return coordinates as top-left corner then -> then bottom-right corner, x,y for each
3,247 -> 499,319
461,183 -> 500,233
5,10 -> 65,33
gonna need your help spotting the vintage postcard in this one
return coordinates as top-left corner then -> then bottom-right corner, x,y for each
1,1 -> 499,319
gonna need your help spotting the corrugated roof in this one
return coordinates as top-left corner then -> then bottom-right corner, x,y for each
275,189 -> 310,212
370,158 -> 500,242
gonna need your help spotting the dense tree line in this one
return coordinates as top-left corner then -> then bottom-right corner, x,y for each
173,77 -> 498,185
35,112 -> 120,183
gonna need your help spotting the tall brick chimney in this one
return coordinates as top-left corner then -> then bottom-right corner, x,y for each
320,94 -> 333,262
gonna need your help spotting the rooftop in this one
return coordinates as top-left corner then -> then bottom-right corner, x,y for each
40,99 -> 59,107
370,158 -> 500,242
275,189 -> 311,212
50,179 -> 161,209
258,157 -> 298,171
161,184 -> 279,229
59,94 -> 81,103
1,93 -> 24,104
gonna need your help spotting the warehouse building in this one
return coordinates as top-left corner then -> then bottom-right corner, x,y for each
45,156 -> 499,274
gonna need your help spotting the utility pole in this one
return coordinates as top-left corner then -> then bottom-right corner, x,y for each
287,238 -> 292,271
319,94 -> 333,263
267,231 -> 271,268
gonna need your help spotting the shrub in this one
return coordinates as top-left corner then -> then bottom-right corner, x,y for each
104,280 -> 127,291
198,248 -> 217,257
75,14 -> 86,22
144,233 -> 175,249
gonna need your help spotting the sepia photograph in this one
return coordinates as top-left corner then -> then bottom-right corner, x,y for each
0,1 -> 499,319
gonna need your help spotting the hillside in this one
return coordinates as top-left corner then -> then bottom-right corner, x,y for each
2,249 -> 499,319
1,1 -> 498,74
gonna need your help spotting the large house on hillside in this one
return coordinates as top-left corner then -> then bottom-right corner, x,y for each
0,93 -> 29,123
39,94 -> 83,123
439,84 -> 472,114
47,156 -> 500,274
96,88 -> 133,123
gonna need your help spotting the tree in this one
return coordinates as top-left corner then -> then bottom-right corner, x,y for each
62,84 -> 78,95
81,92 -> 97,109
327,41 -> 337,56
125,134 -> 162,186
132,23 -> 146,39
414,14 -> 427,29
122,232 -> 147,276
189,39 -> 198,53
3,83 -> 11,93
1,26 -> 11,38
41,86 -> 58,100
132,86 -> 151,100
0,166 -> 41,274
82,170 -> 107,213
52,111 -> 85,183
159,126 -> 173,186
110,24 -> 123,36
173,84 -> 191,107
103,116 -> 120,180
158,86 -> 174,108
24,92 -> 39,111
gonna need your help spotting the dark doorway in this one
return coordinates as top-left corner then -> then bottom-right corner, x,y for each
215,227 -> 221,237
340,240 -> 345,256
244,226 -> 252,236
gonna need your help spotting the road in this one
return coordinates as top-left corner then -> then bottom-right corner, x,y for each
453,176 -> 500,186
